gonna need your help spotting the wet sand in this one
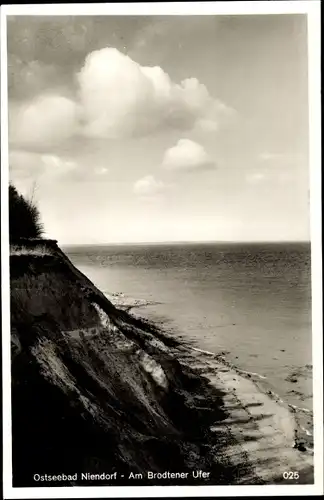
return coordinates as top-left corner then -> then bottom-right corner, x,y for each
170,343 -> 313,484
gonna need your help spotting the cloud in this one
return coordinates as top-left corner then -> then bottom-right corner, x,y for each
41,155 -> 110,182
251,151 -> 305,185
246,164 -> 296,186
9,95 -> 79,149
133,175 -> 166,197
9,150 -> 79,195
94,166 -> 109,176
9,47 -> 234,148
161,139 -> 215,172
258,151 -> 301,164
77,47 -> 232,138
258,151 -> 288,162
41,154 -> 77,177
9,150 -> 79,182
10,147 -> 111,187
245,172 -> 266,184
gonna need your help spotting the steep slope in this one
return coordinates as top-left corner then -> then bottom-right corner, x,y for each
10,240 -> 237,487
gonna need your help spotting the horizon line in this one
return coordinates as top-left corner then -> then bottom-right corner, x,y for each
60,239 -> 311,247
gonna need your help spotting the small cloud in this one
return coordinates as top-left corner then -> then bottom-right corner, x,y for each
41,154 -> 78,180
252,151 -> 302,185
259,152 -> 276,161
133,175 -> 166,198
9,150 -> 79,189
258,151 -> 292,163
41,154 -> 76,170
161,139 -> 215,173
94,166 -> 109,175
246,172 -> 266,184
246,168 -> 294,186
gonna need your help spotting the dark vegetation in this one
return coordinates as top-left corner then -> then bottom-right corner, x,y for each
9,184 -> 44,242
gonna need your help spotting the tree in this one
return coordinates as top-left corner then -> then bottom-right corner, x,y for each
9,184 -> 44,242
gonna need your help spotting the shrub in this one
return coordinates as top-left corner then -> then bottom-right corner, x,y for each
9,184 -> 44,242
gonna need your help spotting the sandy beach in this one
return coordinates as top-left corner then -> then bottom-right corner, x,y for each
169,343 -> 313,484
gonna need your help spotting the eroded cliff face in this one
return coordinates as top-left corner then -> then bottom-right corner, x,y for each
10,241 -> 235,487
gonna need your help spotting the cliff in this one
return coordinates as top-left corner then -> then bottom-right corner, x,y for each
10,239 -> 237,487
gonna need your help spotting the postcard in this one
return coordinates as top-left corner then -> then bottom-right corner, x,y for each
1,1 -> 322,498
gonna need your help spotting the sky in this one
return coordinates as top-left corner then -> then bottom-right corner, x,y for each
7,14 -> 310,244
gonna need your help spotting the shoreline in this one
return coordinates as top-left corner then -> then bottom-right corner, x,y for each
107,292 -> 314,454
168,343 -> 314,483
187,345 -> 314,448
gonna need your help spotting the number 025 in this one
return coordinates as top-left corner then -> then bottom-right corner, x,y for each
283,471 -> 299,480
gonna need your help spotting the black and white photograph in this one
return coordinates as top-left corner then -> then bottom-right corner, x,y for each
1,1 -> 322,498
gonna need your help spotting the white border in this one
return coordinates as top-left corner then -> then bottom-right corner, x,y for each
1,1 -> 322,498
308,0 -> 323,493
0,1 -> 320,16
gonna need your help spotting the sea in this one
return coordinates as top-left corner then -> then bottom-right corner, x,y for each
64,242 -> 313,420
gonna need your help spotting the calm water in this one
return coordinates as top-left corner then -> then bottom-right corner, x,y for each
64,242 -> 312,413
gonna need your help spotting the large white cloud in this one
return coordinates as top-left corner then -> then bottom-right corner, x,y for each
9,48 -> 233,148
77,48 -> 231,138
161,139 -> 214,172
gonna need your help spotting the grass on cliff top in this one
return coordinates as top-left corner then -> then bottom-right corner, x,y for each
10,244 -> 54,257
